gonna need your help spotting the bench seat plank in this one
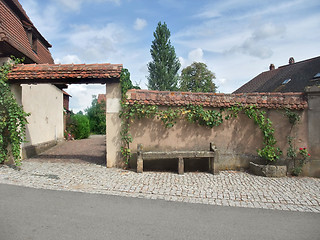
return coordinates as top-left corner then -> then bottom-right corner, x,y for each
142,151 -> 215,159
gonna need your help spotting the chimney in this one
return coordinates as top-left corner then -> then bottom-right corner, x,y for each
289,57 -> 295,64
269,64 -> 275,70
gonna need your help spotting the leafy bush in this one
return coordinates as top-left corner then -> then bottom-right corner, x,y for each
86,95 -> 106,134
67,114 -> 90,139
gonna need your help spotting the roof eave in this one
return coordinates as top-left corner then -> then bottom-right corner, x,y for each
8,77 -> 120,85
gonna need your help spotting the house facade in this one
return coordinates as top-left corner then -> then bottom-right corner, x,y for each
0,0 -> 65,157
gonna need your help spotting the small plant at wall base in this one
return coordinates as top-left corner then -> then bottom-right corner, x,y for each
0,57 -> 29,166
287,136 -> 311,176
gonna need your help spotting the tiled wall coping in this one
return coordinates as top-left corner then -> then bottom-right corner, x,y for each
127,89 -> 308,110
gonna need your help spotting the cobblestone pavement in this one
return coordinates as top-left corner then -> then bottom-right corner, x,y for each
1,161 -> 320,213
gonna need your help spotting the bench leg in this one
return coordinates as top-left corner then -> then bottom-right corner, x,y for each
178,157 -> 184,175
137,156 -> 143,173
137,144 -> 143,173
209,157 -> 214,174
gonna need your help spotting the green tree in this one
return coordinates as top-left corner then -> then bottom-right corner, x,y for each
179,62 -> 217,93
147,21 -> 180,91
85,95 -> 106,134
120,68 -> 140,98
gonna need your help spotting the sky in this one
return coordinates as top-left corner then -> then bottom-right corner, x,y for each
20,0 -> 320,113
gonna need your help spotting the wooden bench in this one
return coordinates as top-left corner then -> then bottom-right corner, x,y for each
137,143 -> 216,175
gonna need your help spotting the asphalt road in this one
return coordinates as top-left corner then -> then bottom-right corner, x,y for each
1,184 -> 319,240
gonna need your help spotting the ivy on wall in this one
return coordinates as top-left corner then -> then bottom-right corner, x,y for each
119,75 -> 284,165
0,57 -> 29,165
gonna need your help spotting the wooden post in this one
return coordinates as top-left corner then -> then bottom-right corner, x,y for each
178,157 -> 184,175
137,144 -> 143,173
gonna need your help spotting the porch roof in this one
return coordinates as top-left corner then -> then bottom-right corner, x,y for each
7,63 -> 123,84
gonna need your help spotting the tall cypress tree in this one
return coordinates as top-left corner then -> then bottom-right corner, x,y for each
147,21 -> 180,91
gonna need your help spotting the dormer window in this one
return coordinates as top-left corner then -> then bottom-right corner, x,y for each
313,73 -> 320,79
23,21 -> 37,53
32,35 -> 37,53
282,78 -> 291,85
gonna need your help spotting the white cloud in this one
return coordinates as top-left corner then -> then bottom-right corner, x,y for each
188,48 -> 204,63
56,0 -> 121,11
227,23 -> 286,59
134,18 -> 147,31
67,85 -> 106,113
63,23 -> 129,62
20,0 -> 61,41
179,48 -> 205,69
55,55 -> 82,64
178,57 -> 186,69
56,0 -> 82,11
252,23 -> 286,41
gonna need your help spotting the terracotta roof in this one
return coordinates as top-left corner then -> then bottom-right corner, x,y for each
234,56 -> 320,93
62,90 -> 71,97
97,94 -> 106,103
7,63 -> 123,84
126,89 -> 308,110
0,0 -> 53,63
11,0 -> 33,24
35,40 -> 54,64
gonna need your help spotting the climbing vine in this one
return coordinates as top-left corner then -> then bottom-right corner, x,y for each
243,106 -> 282,162
0,57 -> 29,166
285,108 -> 300,126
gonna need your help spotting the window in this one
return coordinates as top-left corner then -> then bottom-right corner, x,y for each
313,73 -> 320,79
282,78 -> 291,85
32,35 -> 37,53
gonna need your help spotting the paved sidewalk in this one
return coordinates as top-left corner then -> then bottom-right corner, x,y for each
1,161 -> 320,213
1,136 -> 320,213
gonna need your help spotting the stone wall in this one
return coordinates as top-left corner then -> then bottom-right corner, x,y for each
126,89 -> 319,177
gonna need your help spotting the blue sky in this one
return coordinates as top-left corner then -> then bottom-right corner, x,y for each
20,0 -> 320,113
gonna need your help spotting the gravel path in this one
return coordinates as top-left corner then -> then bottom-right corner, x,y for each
24,135 -> 106,165
1,135 -> 320,213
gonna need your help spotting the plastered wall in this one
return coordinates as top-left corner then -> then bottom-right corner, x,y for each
129,107 -> 314,175
21,84 -> 64,147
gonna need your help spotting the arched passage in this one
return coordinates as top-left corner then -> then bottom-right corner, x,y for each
8,63 -> 123,168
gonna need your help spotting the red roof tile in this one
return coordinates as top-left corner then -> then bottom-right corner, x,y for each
36,40 -> 54,64
126,89 -> 308,110
97,94 -> 106,103
7,63 -> 123,84
62,90 -> 71,97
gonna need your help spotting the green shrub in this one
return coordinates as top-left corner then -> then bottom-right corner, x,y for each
68,114 -> 90,139
86,95 -> 106,134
